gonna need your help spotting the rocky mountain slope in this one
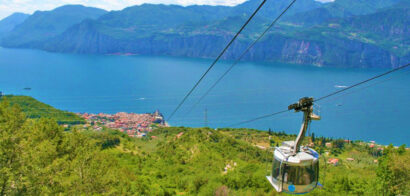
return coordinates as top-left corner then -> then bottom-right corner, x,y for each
0,0 -> 408,68
1,5 -> 107,47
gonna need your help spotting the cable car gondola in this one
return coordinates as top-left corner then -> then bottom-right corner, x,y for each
267,97 -> 320,194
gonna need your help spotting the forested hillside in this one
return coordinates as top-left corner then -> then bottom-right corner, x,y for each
0,95 -> 85,124
0,100 -> 408,195
0,0 -> 408,68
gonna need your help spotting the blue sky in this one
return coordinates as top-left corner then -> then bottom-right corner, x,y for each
0,0 -> 334,20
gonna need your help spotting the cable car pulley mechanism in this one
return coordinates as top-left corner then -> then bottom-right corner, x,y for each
266,97 -> 321,194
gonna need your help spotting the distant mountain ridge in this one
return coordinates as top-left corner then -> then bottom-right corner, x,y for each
1,5 -> 107,47
0,13 -> 29,36
0,0 -> 408,68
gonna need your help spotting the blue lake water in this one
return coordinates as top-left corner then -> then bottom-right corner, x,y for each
0,47 -> 409,145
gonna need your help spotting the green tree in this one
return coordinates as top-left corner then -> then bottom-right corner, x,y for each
1,101 -> 136,195
0,101 -> 26,195
377,145 -> 410,196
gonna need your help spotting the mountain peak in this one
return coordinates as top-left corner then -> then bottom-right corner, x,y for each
53,4 -> 107,12
1,4 -> 108,47
8,12 -> 29,17
0,12 -> 29,34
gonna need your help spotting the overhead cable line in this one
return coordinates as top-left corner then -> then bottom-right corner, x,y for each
185,0 -> 298,115
319,69 -> 410,104
315,63 -> 410,102
230,62 -> 410,127
228,109 -> 290,127
167,0 -> 267,121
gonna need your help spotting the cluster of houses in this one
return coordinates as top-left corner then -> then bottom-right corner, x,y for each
367,141 -> 384,150
78,110 -> 168,138
326,140 -> 386,166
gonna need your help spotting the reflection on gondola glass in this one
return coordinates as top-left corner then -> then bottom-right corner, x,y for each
284,162 -> 318,185
282,161 -> 318,193
272,158 -> 281,180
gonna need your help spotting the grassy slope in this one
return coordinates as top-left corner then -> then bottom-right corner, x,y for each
1,95 -> 85,124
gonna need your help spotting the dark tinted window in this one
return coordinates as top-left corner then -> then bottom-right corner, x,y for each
283,161 -> 318,185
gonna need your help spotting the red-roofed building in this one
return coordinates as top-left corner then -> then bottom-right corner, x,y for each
328,158 -> 339,166
176,132 -> 184,139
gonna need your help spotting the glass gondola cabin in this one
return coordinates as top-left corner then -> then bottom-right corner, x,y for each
267,141 -> 319,194
267,97 -> 321,194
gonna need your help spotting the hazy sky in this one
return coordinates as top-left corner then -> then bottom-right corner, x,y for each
0,0 -> 334,20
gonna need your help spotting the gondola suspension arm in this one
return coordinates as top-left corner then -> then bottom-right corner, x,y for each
288,97 -> 320,154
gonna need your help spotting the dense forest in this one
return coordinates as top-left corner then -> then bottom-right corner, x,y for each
0,98 -> 409,195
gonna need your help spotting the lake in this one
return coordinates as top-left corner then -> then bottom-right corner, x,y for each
0,47 -> 409,145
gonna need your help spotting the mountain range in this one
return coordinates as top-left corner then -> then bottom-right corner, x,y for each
0,0 -> 408,68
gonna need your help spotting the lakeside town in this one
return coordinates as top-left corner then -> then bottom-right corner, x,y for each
74,108 -> 400,167
77,110 -> 169,138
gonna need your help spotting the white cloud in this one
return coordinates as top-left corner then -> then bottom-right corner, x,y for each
0,0 -> 247,20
